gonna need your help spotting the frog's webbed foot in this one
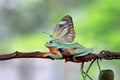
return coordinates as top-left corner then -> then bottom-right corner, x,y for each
47,52 -> 63,59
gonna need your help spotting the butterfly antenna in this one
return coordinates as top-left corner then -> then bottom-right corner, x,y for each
42,31 -> 52,37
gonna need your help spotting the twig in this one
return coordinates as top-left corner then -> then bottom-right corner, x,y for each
0,51 -> 50,60
0,50 -> 120,63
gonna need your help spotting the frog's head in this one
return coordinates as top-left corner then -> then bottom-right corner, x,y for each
45,39 -> 64,48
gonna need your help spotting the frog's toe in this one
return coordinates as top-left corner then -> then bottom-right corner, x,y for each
72,56 -> 77,61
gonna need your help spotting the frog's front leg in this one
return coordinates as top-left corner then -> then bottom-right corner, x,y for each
46,52 -> 63,59
70,48 -> 93,60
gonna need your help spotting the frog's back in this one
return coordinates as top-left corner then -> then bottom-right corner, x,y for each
60,42 -> 81,48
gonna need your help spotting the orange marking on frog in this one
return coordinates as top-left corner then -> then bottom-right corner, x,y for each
47,47 -> 60,55
42,52 -> 48,57
47,46 -> 81,56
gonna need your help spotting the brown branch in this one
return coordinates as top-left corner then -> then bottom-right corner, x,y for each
0,50 -> 120,63
0,51 -> 51,60
74,50 -> 120,63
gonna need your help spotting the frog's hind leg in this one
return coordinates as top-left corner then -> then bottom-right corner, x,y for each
70,48 -> 93,56
70,48 -> 93,61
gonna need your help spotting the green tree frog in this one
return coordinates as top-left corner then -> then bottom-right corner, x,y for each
45,39 -> 93,60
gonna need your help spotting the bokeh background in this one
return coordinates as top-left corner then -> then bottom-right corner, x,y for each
0,0 -> 120,80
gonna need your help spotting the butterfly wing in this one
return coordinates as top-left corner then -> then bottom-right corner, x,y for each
52,15 -> 75,43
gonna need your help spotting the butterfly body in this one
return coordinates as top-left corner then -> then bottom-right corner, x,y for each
45,15 -> 93,61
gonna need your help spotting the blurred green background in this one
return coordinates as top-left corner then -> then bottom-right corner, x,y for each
0,0 -> 120,80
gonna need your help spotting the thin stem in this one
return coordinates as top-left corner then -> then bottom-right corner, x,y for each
81,62 -> 85,79
82,71 -> 93,80
97,59 -> 101,72
80,62 -> 93,80
84,59 -> 96,80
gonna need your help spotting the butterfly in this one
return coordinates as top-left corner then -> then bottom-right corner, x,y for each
51,15 -> 75,43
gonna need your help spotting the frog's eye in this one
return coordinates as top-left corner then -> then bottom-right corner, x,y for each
49,40 -> 55,43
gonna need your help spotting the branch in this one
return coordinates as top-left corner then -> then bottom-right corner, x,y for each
0,50 -> 120,63
74,50 -> 120,63
0,51 -> 50,60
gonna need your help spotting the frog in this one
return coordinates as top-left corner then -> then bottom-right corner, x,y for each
45,39 -> 93,60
